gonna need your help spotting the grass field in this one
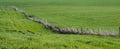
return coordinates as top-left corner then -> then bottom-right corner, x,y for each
0,0 -> 120,49
25,6 -> 120,30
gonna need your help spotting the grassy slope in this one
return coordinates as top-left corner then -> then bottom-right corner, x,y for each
0,0 -> 120,49
24,7 -> 120,31
7,0 -> 119,31
26,6 -> 120,31
0,0 -> 120,6
1,8 -> 120,49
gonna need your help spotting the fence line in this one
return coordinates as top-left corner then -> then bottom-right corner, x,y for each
4,6 -> 120,37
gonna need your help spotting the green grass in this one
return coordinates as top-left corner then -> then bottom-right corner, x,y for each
0,8 -> 45,32
25,6 -> 120,27
0,0 -> 120,6
24,6 -> 120,33
0,7 -> 120,49
0,0 -> 120,49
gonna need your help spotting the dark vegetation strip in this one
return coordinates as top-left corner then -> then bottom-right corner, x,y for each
2,6 -> 120,37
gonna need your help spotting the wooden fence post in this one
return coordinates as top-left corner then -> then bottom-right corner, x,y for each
81,28 -> 83,34
119,27 -> 120,37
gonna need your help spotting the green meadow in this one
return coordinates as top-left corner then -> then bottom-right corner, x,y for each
0,0 -> 120,49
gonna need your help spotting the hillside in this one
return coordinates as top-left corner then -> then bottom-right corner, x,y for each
0,0 -> 120,49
